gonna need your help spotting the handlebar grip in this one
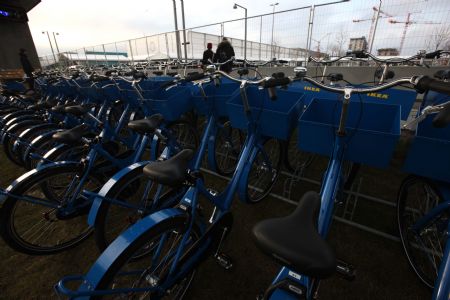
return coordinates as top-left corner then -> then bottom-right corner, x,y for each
104,70 -> 116,76
425,50 -> 442,59
124,70 -> 137,76
91,75 -> 109,82
416,76 -> 450,95
71,72 -> 80,79
133,72 -> 147,80
262,77 -> 291,88
278,60 -> 288,64
184,72 -> 206,82
351,50 -> 369,59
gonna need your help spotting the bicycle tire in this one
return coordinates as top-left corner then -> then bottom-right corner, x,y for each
88,213 -> 200,299
0,163 -> 103,255
93,165 -> 186,252
212,121 -> 244,176
397,175 -> 448,288
283,128 -> 315,173
244,138 -> 282,203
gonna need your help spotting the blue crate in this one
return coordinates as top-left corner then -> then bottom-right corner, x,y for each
289,81 -> 416,120
142,86 -> 193,121
192,82 -> 239,117
226,86 -> 304,140
403,114 -> 450,183
298,98 -> 401,168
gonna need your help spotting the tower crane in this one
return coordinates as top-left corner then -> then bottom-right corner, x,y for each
311,33 -> 331,56
389,12 -> 441,55
353,4 -> 393,52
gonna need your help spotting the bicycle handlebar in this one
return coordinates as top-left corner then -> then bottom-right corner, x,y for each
309,50 -> 450,65
415,76 -> 450,94
207,57 -> 235,66
235,58 -> 288,68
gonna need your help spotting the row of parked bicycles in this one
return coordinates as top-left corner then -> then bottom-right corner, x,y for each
0,49 -> 449,299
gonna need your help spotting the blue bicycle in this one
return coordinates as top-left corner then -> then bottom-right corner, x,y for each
251,72 -> 450,299
55,68 -> 302,298
397,71 -> 450,300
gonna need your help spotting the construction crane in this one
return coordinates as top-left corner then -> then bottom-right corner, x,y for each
311,33 -> 331,56
389,12 -> 441,55
353,3 -> 394,53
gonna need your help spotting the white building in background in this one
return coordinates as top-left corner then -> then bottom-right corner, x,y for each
348,37 -> 368,52
39,30 -> 315,67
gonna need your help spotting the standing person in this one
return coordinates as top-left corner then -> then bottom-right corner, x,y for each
202,43 -> 214,67
19,48 -> 34,90
213,37 -> 235,73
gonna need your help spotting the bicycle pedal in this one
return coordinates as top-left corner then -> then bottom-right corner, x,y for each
214,252 -> 233,270
336,260 -> 356,281
207,188 -> 219,196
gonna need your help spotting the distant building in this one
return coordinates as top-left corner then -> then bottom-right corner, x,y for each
377,48 -> 400,56
348,37 -> 368,52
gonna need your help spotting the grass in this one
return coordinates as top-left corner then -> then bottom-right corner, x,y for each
0,140 -> 431,299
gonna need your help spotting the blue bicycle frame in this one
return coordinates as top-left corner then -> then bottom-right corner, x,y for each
55,79 -> 280,298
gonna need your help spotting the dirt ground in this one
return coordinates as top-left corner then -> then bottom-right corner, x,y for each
0,142 -> 431,299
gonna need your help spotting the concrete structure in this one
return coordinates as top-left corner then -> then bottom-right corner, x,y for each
348,36 -> 368,52
378,48 -> 400,56
0,1 -> 40,71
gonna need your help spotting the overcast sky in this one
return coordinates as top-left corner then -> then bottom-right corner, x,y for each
29,0 -> 450,57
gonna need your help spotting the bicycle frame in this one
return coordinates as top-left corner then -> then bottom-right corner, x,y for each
412,183 -> 450,300
56,81 -> 278,297
267,128 -> 346,300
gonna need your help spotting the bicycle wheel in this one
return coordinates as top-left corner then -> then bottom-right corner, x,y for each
397,176 -> 449,288
15,124 -> 59,165
212,121 -> 244,176
245,138 -> 282,203
88,214 -> 201,299
94,165 -> 186,252
156,120 -> 199,158
3,119 -> 44,166
284,128 -> 315,173
0,163 -> 104,254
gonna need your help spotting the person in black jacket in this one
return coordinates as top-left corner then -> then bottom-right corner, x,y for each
213,37 -> 235,73
19,48 -> 35,89
202,43 -> 214,67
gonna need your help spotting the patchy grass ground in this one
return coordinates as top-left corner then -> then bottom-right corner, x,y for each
0,141 -> 431,299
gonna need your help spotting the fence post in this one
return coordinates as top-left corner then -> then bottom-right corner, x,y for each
305,5 -> 315,65
114,42 -> 119,64
146,36 -> 150,60
102,44 -> 108,66
84,47 -> 89,67
259,16 -> 262,61
165,33 -> 170,57
190,31 -> 194,59
128,40 -> 135,65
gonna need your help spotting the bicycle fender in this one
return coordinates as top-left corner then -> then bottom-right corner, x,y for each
83,208 -> 187,289
0,161 -> 79,205
23,129 -> 60,162
87,161 -> 151,226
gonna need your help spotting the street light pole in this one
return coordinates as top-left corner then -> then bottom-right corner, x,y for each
52,32 -> 60,54
42,31 -> 56,66
52,32 -> 62,67
233,3 -> 247,62
172,0 -> 181,59
180,0 -> 188,62
270,2 -> 279,59
369,0 -> 382,54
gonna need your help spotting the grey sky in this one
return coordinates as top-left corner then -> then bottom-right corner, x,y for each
29,0 -> 450,57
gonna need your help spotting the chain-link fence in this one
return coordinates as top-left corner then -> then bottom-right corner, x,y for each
38,0 -> 450,69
